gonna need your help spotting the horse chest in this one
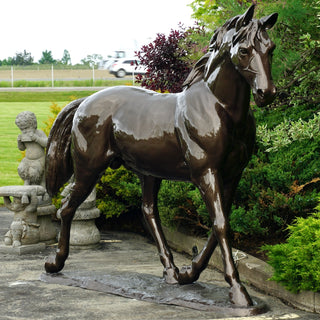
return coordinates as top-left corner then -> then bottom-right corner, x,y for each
176,103 -> 232,168
222,137 -> 250,180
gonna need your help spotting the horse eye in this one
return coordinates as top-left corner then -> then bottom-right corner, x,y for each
239,48 -> 249,56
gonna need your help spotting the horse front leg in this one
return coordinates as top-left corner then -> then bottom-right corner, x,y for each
140,175 -> 179,284
194,168 -> 253,307
178,231 -> 218,284
179,174 -> 242,284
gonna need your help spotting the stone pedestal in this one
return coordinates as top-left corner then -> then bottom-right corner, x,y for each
70,207 -> 101,249
0,242 -> 46,255
37,202 -> 58,244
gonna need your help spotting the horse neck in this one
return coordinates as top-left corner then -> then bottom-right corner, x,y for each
205,55 -> 251,126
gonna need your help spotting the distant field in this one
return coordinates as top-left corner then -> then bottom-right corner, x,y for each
0,69 -> 115,81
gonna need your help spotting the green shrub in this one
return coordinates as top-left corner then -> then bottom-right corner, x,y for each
158,181 -> 193,228
230,205 -> 267,236
263,205 -> 320,293
96,167 -> 141,219
230,133 -> 320,238
96,169 -> 211,234
257,112 -> 320,152
158,181 -> 211,234
42,102 -> 63,136
95,168 -> 212,235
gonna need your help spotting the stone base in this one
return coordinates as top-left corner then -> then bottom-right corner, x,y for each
0,242 -> 46,255
41,271 -> 268,317
69,219 -> 100,248
37,204 -> 58,244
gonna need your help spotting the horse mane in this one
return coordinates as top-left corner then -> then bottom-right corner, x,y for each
182,14 -> 259,89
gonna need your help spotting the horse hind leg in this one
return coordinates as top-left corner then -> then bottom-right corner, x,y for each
45,151 -> 113,273
140,175 -> 179,284
45,170 -> 101,273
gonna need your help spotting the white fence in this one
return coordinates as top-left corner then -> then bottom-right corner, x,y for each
0,65 -> 131,87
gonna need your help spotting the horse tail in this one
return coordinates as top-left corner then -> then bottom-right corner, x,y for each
45,97 -> 86,197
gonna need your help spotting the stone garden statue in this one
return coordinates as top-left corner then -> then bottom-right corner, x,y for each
15,111 -> 48,187
0,111 -> 57,252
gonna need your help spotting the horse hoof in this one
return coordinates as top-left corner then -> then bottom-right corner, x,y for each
45,256 -> 64,273
229,285 -> 253,307
163,267 -> 179,284
178,265 -> 200,284
45,262 -> 58,273
178,265 -> 196,284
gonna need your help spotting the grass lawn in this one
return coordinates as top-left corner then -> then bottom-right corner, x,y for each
0,91 -> 97,102
0,101 -> 65,187
0,91 -> 98,205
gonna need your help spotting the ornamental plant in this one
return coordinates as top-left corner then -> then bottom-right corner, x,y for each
96,167 -> 141,219
135,24 -> 207,93
263,204 -> 320,293
135,28 -> 189,93
257,112 -> 320,152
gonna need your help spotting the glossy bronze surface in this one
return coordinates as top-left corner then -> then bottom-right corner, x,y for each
45,4 -> 277,307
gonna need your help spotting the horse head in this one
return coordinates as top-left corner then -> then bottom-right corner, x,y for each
183,5 -> 278,109
229,5 -> 278,107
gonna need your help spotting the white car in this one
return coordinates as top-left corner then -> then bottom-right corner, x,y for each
109,58 -> 147,78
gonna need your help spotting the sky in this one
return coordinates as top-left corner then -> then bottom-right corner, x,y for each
1,0 -> 195,64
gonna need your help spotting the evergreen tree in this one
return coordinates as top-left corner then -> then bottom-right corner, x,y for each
61,49 -> 71,65
80,54 -> 103,68
39,50 -> 56,64
12,50 -> 34,65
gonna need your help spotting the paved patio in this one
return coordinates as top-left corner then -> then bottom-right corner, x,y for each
0,208 -> 318,320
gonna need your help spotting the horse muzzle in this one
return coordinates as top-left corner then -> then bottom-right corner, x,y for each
253,84 -> 276,107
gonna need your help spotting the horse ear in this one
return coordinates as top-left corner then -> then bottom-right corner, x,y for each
260,13 -> 278,30
236,4 -> 255,31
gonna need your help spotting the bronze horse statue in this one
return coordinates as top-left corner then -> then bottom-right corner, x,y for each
45,5 -> 278,307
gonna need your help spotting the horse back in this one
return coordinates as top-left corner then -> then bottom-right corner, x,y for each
73,86 -> 189,180
75,86 -> 177,134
